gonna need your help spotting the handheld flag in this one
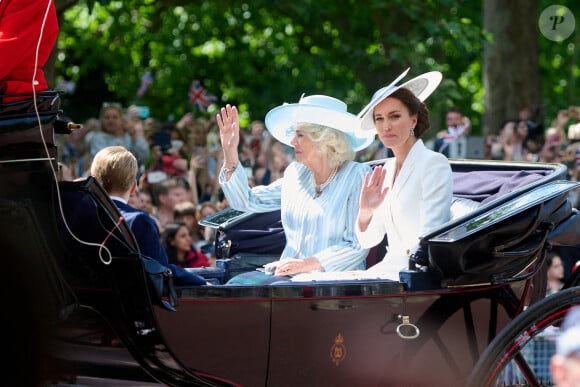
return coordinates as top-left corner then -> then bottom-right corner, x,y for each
188,79 -> 217,112
137,72 -> 153,98
438,124 -> 468,153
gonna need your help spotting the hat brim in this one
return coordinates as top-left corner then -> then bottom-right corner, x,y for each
357,68 -> 410,120
265,103 -> 375,152
359,70 -> 443,132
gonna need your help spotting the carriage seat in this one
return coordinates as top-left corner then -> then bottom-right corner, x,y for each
448,168 -> 552,221
57,178 -> 211,300
450,196 -> 480,220
452,168 -> 551,204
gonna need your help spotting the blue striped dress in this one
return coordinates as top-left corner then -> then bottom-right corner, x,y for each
219,160 -> 371,271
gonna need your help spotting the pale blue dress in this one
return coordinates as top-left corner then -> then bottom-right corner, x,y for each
219,160 -> 370,272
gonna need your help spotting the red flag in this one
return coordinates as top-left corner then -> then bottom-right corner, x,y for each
188,79 -> 217,112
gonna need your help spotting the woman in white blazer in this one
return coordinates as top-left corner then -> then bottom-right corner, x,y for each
356,69 -> 453,280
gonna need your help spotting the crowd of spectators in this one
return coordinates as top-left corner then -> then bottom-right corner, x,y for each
55,102 -> 580,271
486,106 -> 580,289
482,106 -> 580,181
55,102 -> 297,266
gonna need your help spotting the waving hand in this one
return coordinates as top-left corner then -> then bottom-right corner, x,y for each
358,165 -> 389,231
216,104 -> 240,169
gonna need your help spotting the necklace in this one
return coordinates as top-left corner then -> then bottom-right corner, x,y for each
313,165 -> 339,197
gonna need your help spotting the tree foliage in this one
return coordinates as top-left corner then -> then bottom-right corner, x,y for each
53,0 -> 578,137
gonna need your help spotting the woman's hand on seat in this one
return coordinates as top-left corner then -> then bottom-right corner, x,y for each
275,257 -> 322,276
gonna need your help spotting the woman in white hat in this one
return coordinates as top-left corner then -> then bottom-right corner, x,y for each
356,69 -> 453,280
217,95 -> 374,284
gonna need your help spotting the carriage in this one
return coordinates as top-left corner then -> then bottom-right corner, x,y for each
2,91 -> 580,386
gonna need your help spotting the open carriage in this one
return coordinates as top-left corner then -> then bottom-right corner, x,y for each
2,92 -> 580,386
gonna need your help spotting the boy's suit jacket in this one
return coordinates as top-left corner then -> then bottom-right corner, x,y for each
113,199 -> 205,286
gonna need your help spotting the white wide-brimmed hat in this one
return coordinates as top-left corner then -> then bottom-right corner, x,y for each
358,68 -> 443,132
265,94 -> 375,152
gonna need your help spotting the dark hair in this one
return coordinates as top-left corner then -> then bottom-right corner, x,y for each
153,176 -> 190,201
447,107 -> 463,116
217,188 -> 226,202
161,222 -> 189,265
546,251 -> 561,268
390,87 -> 431,138
499,119 -> 517,130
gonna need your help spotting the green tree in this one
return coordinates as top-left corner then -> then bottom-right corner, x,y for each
483,0 -> 541,136
51,0 -> 579,142
484,0 -> 580,137
537,0 -> 580,131
54,0 -> 485,135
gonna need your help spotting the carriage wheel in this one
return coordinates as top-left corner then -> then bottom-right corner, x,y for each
466,286 -> 580,387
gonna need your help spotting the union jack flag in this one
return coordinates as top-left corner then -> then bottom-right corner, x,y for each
438,124 -> 468,153
188,80 -> 217,112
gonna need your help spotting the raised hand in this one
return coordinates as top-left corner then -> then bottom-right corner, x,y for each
216,104 -> 240,165
176,111 -> 193,130
189,154 -> 206,170
359,165 -> 389,214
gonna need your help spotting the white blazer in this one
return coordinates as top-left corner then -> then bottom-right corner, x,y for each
356,139 -> 453,280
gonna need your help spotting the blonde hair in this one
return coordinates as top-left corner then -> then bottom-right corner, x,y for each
296,123 -> 355,168
90,146 -> 138,194
197,201 -> 219,219
174,200 -> 197,218
568,123 -> 580,141
99,104 -> 124,133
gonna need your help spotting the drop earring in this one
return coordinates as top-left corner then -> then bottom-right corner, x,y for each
410,126 -> 415,137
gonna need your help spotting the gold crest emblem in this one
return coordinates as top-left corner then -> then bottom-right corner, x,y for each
330,333 -> 346,366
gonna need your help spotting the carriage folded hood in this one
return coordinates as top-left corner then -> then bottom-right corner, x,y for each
425,180 -> 580,287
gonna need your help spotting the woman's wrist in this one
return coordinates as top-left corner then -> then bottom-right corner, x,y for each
358,208 -> 374,220
223,151 -> 238,163
357,210 -> 373,232
223,158 -> 239,170
223,163 -> 237,174
305,257 -> 323,272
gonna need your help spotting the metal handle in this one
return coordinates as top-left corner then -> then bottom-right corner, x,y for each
396,315 -> 420,340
